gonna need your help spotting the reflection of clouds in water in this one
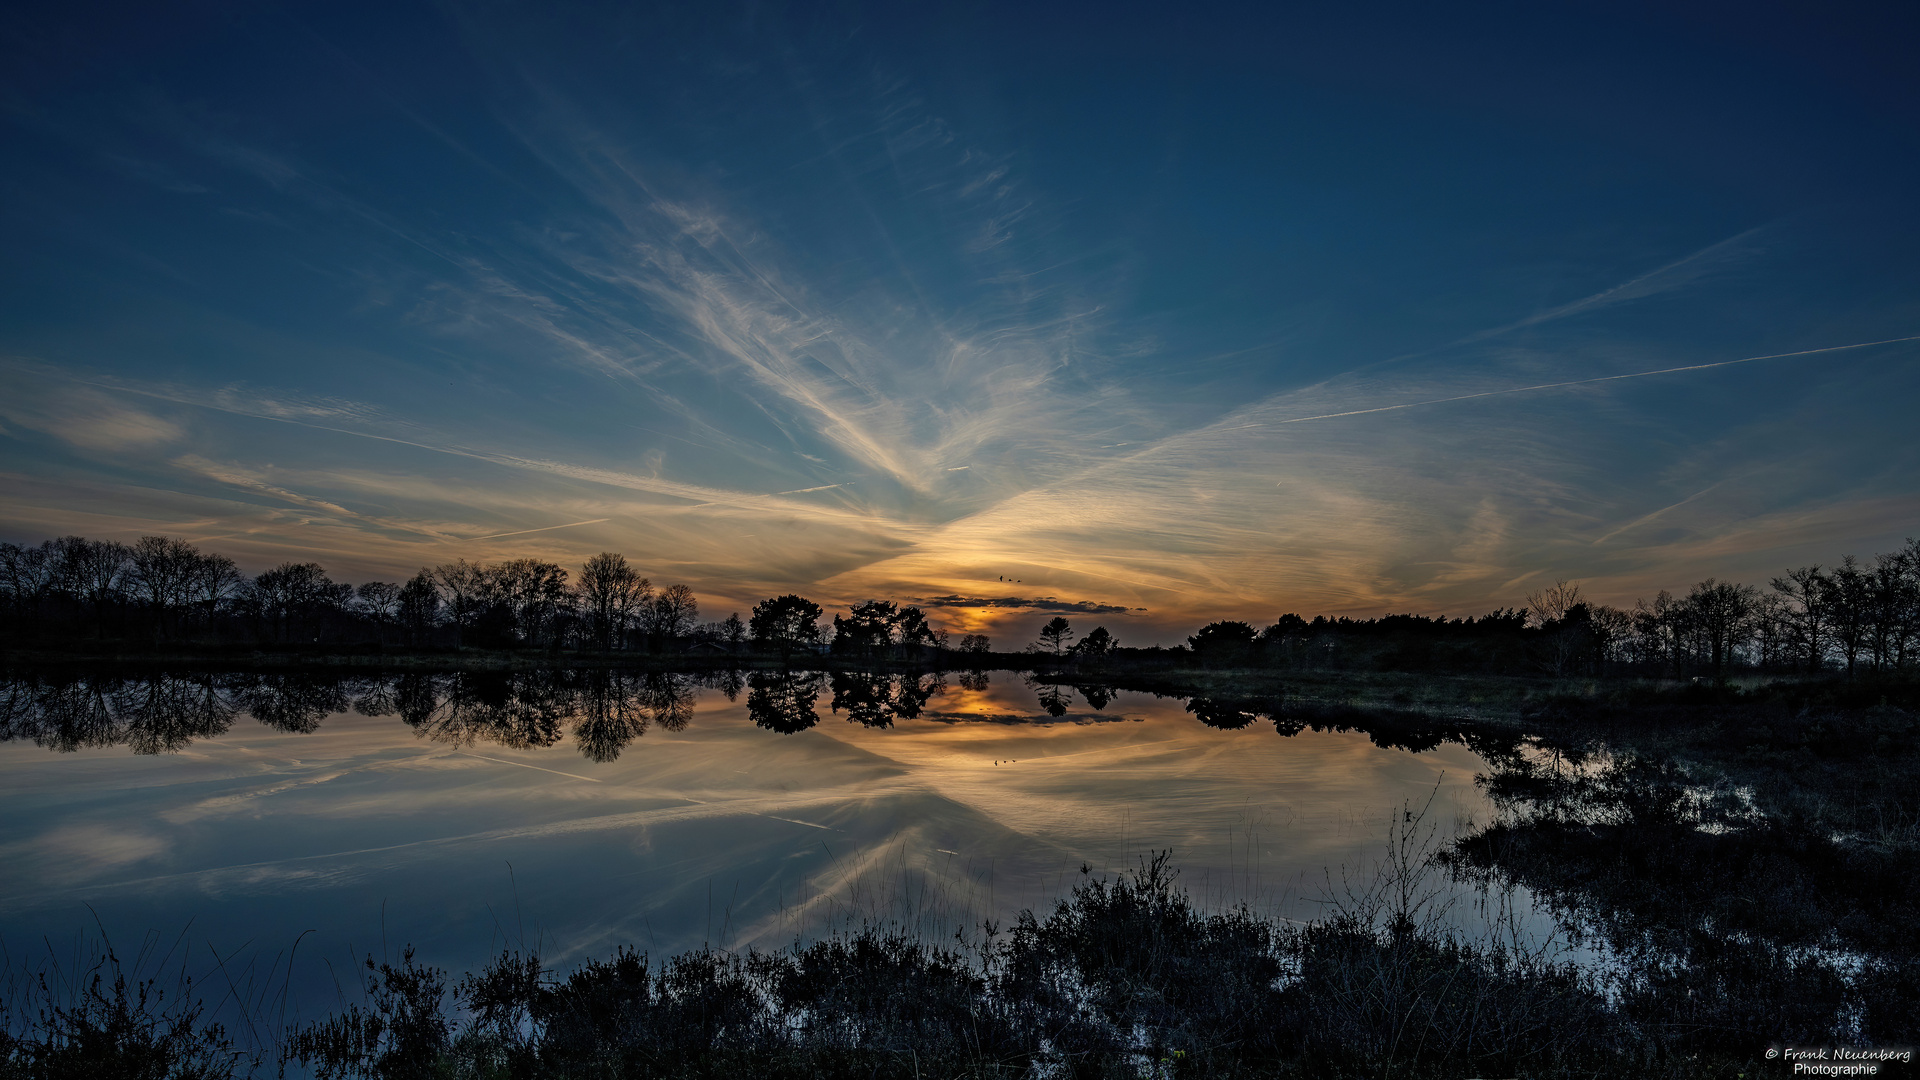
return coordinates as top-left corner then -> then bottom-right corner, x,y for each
12,825 -> 169,888
0,675 -> 1509,1016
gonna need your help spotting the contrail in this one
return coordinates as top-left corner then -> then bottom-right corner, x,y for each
457,752 -> 603,783
1269,335 -> 1920,426
465,518 -> 610,541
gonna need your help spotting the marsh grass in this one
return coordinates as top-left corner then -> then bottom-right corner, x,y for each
0,921 -> 281,1080
255,800 -> 1650,1079
6,789 -> 1870,1079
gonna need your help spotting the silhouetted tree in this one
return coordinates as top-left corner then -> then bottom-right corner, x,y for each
1825,557 -> 1872,678
0,541 -> 58,621
188,551 -> 243,633
354,581 -> 402,643
1525,580 -> 1583,626
1684,578 -> 1758,678
248,563 -> 348,643
1865,550 -> 1917,672
487,559 -> 572,646
398,571 -> 441,647
1071,626 -> 1117,663
1772,566 -> 1833,673
1037,617 -> 1074,656
1188,621 -> 1256,667
1900,538 -> 1920,669
576,552 -> 651,650
126,536 -> 202,640
643,584 -> 698,651
750,594 -> 823,662
432,560 -> 491,646
833,600 -> 899,659
55,536 -> 131,637
1630,591 -> 1681,674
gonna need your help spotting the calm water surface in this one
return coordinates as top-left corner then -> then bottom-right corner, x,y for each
0,669 -> 1503,1018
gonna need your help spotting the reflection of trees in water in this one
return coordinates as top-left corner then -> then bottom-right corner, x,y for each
1183,696 -> 1261,730
638,672 -> 697,732
957,669 -> 990,692
0,673 -> 237,753
376,670 -> 699,760
1027,678 -> 1122,716
1074,683 -> 1117,711
391,674 -> 443,728
1033,683 -> 1072,717
830,671 -> 891,727
19,678 -> 124,751
349,676 -> 399,718
111,674 -> 238,753
0,669 -> 695,757
1021,676 -> 1081,717
748,670 -> 822,734
229,674 -> 349,733
407,671 -> 568,750
830,671 -> 946,727
571,670 -> 649,763
892,672 -> 943,720
701,667 -> 745,702
1453,741 -> 1920,1047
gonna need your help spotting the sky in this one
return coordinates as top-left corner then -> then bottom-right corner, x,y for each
2,0 -> 1917,644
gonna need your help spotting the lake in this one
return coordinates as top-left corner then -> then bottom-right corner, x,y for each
0,667 -> 1510,1024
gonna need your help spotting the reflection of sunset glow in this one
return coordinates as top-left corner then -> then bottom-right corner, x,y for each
0,680 -> 1499,1015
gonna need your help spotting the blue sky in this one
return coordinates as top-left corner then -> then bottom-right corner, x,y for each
3,1 -> 1917,641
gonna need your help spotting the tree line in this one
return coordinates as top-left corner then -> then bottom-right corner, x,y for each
0,536 -> 985,659
4,531 -> 1916,676
0,537 -> 711,651
1155,537 -> 1920,678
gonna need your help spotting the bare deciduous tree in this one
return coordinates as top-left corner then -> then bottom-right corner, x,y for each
577,553 -> 651,650
1524,580 -> 1583,628
643,584 -> 698,650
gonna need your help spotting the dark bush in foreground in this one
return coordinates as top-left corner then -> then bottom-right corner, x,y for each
0,951 -> 240,1080
11,840 -> 1850,1079
265,848 -> 1656,1080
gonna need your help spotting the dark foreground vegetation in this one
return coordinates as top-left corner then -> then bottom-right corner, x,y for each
0,847 -> 1768,1080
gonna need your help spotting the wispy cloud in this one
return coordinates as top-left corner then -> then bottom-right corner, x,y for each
1452,227 -> 1769,346
1259,335 -> 1920,428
